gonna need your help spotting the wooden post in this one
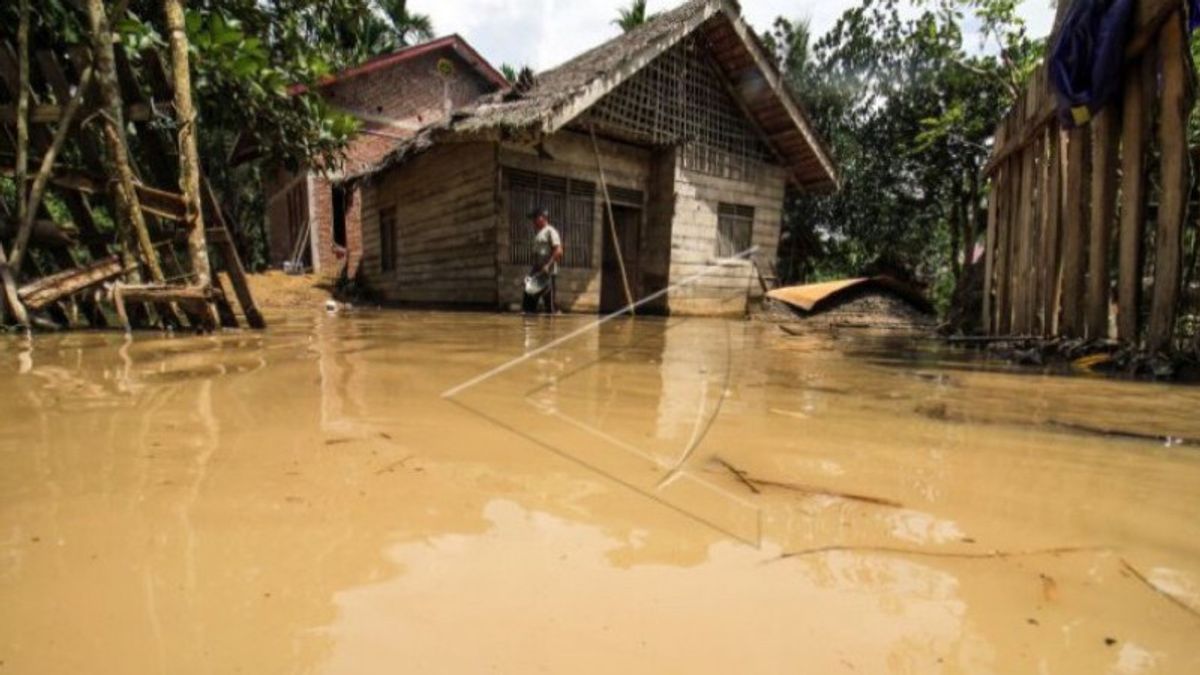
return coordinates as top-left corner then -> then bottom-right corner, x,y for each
85,0 -> 168,287
1148,12 -> 1191,353
995,152 -> 1017,334
1013,95 -> 1035,335
1117,56 -> 1153,343
203,178 -> 265,328
1061,127 -> 1089,337
1041,128 -> 1064,336
589,125 -> 636,313
1086,105 -> 1119,340
982,168 -> 999,334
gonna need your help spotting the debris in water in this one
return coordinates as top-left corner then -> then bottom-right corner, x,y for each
769,408 -> 809,420
1105,637 -> 1118,646
1041,573 -> 1059,602
713,458 -> 760,494
711,458 -> 901,507
1120,558 -> 1200,621
772,545 -> 1107,563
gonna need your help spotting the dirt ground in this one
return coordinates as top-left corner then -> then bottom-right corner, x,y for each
242,271 -> 334,310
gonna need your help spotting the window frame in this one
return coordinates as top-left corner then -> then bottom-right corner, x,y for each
506,168 -> 596,269
715,202 -> 755,259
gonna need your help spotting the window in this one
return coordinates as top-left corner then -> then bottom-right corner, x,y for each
379,206 -> 397,273
716,203 -> 754,258
507,169 -> 594,268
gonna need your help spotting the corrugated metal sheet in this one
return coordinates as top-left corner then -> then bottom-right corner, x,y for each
768,277 -> 933,314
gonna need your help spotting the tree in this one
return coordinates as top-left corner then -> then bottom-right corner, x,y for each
614,0 -> 650,33
771,0 -> 1040,318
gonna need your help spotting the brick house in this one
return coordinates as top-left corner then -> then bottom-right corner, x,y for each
258,36 -> 508,278
346,0 -> 839,316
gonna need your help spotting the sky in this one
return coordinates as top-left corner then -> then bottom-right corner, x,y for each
408,0 -> 1059,72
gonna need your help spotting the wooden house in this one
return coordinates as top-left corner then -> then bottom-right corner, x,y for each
348,0 -> 839,315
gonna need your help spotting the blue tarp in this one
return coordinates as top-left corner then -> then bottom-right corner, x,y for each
1048,0 -> 1137,128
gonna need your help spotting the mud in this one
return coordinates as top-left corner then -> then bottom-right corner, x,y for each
2,311 -> 1199,674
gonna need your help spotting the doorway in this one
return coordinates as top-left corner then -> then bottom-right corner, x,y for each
601,205 -> 642,314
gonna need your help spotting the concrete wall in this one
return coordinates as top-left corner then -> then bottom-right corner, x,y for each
666,162 -> 786,316
360,142 -> 499,304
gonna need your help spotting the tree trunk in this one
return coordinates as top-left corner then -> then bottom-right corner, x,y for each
964,171 -> 979,272
14,0 -> 29,241
10,67 -> 94,275
85,0 -> 166,286
949,193 -> 962,284
163,0 -> 212,290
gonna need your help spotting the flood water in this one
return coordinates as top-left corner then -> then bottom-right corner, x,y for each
2,311 -> 1199,674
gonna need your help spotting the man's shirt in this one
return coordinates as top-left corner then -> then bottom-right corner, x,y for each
533,225 -> 562,276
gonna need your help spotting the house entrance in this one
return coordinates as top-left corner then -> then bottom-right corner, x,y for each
601,204 -> 642,314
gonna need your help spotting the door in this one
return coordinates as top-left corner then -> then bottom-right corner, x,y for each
601,205 -> 642,314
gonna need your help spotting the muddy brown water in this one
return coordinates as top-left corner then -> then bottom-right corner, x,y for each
2,311 -> 1199,674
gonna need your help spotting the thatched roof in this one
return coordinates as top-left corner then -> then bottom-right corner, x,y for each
348,0 -> 838,191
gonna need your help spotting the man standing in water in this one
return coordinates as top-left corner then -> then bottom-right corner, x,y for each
523,207 -> 563,314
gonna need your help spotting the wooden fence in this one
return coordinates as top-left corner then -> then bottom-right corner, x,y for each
982,0 -> 1197,352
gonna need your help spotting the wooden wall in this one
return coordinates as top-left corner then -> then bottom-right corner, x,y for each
360,141 -> 498,304
667,163 -> 786,316
497,130 -> 651,312
983,4 -> 1196,352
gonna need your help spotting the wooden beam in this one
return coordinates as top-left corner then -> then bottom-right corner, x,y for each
18,254 -> 126,310
202,177 -> 265,328
1041,128 -> 1064,336
1148,12 -> 1191,352
1060,127 -> 1088,337
0,102 -> 155,124
1117,55 -> 1153,343
1086,105 -> 1119,340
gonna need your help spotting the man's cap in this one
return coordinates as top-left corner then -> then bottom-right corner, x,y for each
527,206 -> 549,219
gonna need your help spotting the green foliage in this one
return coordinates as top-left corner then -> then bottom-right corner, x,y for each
614,0 -> 650,34
772,0 -> 1041,319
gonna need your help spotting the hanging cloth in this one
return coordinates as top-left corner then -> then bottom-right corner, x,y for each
1048,0 -> 1136,128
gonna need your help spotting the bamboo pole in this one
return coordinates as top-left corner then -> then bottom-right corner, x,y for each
10,66 -> 94,274
1148,12 -> 1192,352
85,0 -> 167,287
1117,56 -> 1153,343
1087,105 -> 1119,340
589,125 -> 636,314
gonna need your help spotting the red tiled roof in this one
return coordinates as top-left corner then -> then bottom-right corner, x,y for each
287,34 -> 509,96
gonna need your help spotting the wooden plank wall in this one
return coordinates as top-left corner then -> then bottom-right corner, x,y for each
981,4 -> 1196,352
